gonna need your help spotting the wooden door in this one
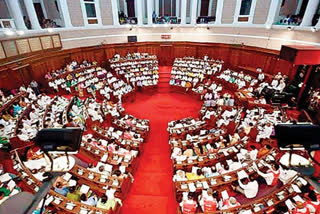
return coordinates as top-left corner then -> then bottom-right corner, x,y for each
159,44 -> 173,66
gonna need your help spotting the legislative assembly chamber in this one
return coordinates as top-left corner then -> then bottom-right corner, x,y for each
1,0 -> 320,214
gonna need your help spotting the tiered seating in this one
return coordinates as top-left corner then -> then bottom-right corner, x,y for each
170,57 -> 223,90
0,56 -> 156,213
109,53 -> 159,89
168,84 -> 318,213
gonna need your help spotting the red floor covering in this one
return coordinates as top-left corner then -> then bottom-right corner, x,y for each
121,67 -> 203,214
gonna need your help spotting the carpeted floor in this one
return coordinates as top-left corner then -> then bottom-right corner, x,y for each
121,67 -> 203,214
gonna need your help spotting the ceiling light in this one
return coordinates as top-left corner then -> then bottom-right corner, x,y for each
311,27 -> 317,32
287,26 -> 293,31
47,28 -> 53,33
266,24 -> 271,29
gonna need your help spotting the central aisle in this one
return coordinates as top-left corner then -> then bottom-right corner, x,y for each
121,67 -> 203,214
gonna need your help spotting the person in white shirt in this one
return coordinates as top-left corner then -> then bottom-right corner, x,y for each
254,161 -> 280,186
235,177 -> 259,199
257,69 -> 264,81
256,122 -> 273,142
198,188 -> 218,212
271,78 -> 279,88
173,170 -> 187,182
276,80 -> 286,92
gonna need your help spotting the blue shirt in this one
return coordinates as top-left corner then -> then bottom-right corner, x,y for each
54,187 -> 69,196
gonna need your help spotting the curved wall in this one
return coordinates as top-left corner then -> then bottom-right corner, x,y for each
56,26 -> 320,50
0,41 -> 294,91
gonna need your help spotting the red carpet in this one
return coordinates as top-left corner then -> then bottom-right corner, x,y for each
121,66 -> 203,214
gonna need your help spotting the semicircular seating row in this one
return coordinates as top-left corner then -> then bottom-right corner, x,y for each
0,53 -> 159,214
0,53 -> 317,214
167,57 -> 318,214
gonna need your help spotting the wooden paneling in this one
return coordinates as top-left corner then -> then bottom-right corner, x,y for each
0,41 -> 296,90
0,34 -> 62,64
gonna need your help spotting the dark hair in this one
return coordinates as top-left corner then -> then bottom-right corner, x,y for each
80,193 -> 87,201
101,195 -> 108,203
188,192 -> 195,200
113,169 -> 121,176
196,169 -> 202,176
68,186 -> 75,193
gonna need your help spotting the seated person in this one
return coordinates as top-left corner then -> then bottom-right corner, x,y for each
97,195 -> 121,210
183,145 -> 194,157
199,188 -> 218,212
180,192 -> 197,214
221,196 -> 240,210
80,193 -> 98,206
305,191 -> 320,213
66,186 -> 81,201
292,201 -> 310,214
173,170 -> 187,182
54,181 -> 69,196
186,169 -> 205,180
234,177 -> 259,199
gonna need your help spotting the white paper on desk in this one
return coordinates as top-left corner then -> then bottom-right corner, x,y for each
119,165 -> 126,173
63,172 -> 72,181
237,170 -> 248,179
101,153 -> 108,163
7,180 -> 15,191
297,177 -> 308,186
79,208 -> 89,214
80,184 -> 90,194
223,150 -> 229,156
68,179 -> 77,187
0,173 -> 12,183
206,144 -> 212,150
191,166 -> 199,174
291,184 -> 301,193
188,183 -> 196,192
293,195 -> 305,203
285,199 -> 295,210
65,203 -> 75,210
266,155 -> 275,162
200,130 -> 206,135
202,181 -> 209,189
221,190 -> 229,200
45,195 -> 54,206
105,164 -> 113,172
239,209 -> 252,214
231,146 -> 238,153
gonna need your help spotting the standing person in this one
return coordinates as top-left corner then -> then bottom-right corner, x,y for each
30,81 -> 40,95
